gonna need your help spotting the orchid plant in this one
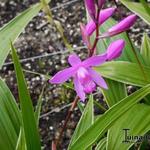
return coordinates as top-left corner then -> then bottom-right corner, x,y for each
0,0 -> 150,150
50,0 -> 136,102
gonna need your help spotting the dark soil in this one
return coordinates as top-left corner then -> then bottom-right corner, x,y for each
0,0 -> 150,150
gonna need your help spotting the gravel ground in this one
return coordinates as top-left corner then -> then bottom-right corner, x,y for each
0,0 -> 150,149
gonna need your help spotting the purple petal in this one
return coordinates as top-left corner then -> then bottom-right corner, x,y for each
68,54 -> 81,66
49,67 -> 76,84
85,7 -> 116,36
84,0 -> 96,21
106,39 -> 125,60
82,54 -> 107,67
73,76 -> 86,102
88,68 -> 108,89
98,0 -> 105,8
100,14 -> 137,38
80,23 -> 91,48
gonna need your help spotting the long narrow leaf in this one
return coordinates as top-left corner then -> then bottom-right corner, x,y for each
141,33 -> 150,66
69,95 -> 94,148
107,104 -> 150,150
95,61 -> 150,87
0,3 -> 42,69
11,43 -> 41,150
69,84 -> 150,150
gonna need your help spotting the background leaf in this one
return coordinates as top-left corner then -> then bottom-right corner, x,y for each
95,61 -> 150,87
11,43 -> 41,150
69,95 -> 94,148
16,128 -> 26,150
0,79 -> 21,150
95,137 -> 106,150
69,84 -> 150,150
141,33 -> 150,66
0,3 -> 42,69
120,0 -> 150,25
107,104 -> 150,150
102,79 -> 127,107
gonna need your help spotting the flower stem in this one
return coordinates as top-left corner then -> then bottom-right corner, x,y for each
55,96 -> 79,148
89,8 -> 101,57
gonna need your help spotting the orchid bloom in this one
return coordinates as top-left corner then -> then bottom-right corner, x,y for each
84,0 -> 96,21
50,39 -> 125,102
85,7 -> 116,36
100,14 -> 137,38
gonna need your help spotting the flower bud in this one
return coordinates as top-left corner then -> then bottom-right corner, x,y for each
98,0 -> 105,8
106,39 -> 125,60
85,7 -> 116,35
84,0 -> 96,21
100,14 -> 137,38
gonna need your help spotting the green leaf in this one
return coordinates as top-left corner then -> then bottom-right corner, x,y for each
11,43 -> 41,150
69,84 -> 150,150
95,138 -> 106,150
120,0 -> 150,25
0,78 -> 21,134
95,61 -> 150,87
0,79 -> 21,150
139,0 -> 150,16
102,79 -> 127,107
69,95 -> 94,148
141,33 -> 150,66
16,128 -> 26,150
107,104 -> 150,150
0,3 -> 42,69
35,85 -> 45,126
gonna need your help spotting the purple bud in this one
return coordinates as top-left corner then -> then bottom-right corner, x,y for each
100,14 -> 137,38
84,0 -> 96,21
85,7 -> 116,36
80,23 -> 91,48
106,39 -> 125,60
98,0 -> 105,8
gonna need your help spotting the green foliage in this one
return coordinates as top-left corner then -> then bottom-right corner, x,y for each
0,3 -> 42,69
69,84 -> 150,150
95,61 -> 150,87
107,104 -> 150,150
141,33 -> 150,66
120,0 -> 150,25
69,95 -> 94,148
11,43 -> 41,150
0,79 -> 21,150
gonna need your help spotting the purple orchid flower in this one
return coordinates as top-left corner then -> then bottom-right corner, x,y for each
84,0 -> 96,21
85,7 -> 116,36
99,14 -> 137,38
49,39 -> 125,101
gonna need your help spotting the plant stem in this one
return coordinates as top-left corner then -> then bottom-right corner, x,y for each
89,8 -> 100,57
55,96 -> 79,148
41,0 -> 72,50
